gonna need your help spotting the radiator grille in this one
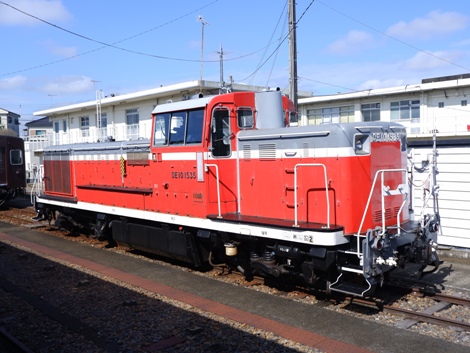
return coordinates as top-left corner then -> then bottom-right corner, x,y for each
259,143 -> 276,160
243,144 -> 252,160
44,151 -> 72,195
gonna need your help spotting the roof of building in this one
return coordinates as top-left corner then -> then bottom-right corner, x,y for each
33,80 -> 312,117
25,116 -> 52,128
0,108 -> 20,117
299,76 -> 470,105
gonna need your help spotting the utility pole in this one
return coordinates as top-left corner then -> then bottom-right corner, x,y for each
198,16 -> 209,96
218,43 -> 225,93
288,0 -> 298,110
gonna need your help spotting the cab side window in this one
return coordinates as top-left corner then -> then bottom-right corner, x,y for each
211,107 -> 231,157
169,113 -> 186,145
154,113 -> 170,146
237,107 -> 254,129
186,109 -> 204,144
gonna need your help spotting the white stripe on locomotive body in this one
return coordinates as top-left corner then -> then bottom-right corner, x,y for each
34,196 -> 348,247
45,146 -> 360,162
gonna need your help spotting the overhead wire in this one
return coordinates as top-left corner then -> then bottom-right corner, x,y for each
0,0 -> 224,77
317,0 -> 470,73
239,0 -> 316,83
2,0 -> 469,93
247,2 -> 287,87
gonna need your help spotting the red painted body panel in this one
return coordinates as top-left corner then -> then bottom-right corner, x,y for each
42,91 -> 408,236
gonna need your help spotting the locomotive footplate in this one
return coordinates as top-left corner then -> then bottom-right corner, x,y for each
207,213 -> 344,232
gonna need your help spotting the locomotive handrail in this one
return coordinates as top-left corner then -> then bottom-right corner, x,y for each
354,168 -> 407,259
293,163 -> 329,228
30,164 -> 44,203
205,164 -> 222,218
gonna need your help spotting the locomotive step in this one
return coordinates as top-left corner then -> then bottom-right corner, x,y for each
329,273 -> 377,297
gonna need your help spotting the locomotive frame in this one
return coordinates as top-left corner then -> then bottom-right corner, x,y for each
34,90 -> 440,296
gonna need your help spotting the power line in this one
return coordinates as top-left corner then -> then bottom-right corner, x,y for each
0,0 -> 223,76
239,0 -> 316,83
317,0 -> 470,73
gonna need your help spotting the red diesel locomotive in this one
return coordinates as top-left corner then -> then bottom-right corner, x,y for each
35,90 -> 440,296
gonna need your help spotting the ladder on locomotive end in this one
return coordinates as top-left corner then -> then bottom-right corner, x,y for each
329,169 -> 409,297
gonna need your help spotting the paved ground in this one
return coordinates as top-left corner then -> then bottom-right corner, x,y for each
0,220 -> 469,353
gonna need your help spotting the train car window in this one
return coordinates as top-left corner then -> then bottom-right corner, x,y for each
154,113 -> 170,146
211,107 -> 231,157
169,112 -> 186,145
186,109 -> 204,144
237,107 -> 254,129
0,147 -> 4,168
10,149 -> 23,165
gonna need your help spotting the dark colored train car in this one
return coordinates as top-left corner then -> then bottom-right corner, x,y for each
0,135 -> 26,205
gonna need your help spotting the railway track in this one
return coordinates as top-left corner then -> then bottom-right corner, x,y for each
0,326 -> 34,353
342,286 -> 470,332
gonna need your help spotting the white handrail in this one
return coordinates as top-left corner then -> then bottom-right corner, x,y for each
355,168 -> 407,258
205,164 -> 222,218
293,163 -> 329,228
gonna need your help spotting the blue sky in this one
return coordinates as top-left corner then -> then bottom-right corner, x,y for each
1,0 -> 470,125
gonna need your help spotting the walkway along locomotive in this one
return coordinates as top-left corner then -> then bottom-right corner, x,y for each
0,135 -> 26,205
34,90 -> 440,296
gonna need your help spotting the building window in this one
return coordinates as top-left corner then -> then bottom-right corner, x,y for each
339,105 -> 354,123
438,102 -> 444,108
126,109 -> 139,125
361,103 -> 381,122
391,100 -> 420,121
321,107 -> 339,124
307,105 -> 354,125
462,100 -> 467,107
54,121 -> 59,133
307,109 -> 322,125
97,113 -> 107,128
80,116 -> 89,137
62,120 -> 67,132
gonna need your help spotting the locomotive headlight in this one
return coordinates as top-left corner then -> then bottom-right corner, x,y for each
354,134 -> 370,155
355,140 -> 363,151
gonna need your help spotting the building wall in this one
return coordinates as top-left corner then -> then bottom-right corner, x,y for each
49,98 -> 157,145
411,146 -> 470,249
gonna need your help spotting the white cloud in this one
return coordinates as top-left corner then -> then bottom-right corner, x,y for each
0,75 -> 27,90
41,75 -> 93,95
43,39 -> 77,57
386,10 -> 469,40
452,38 -> 470,48
0,0 -> 71,26
326,30 -> 375,55
403,50 -> 464,70
357,78 -> 406,91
